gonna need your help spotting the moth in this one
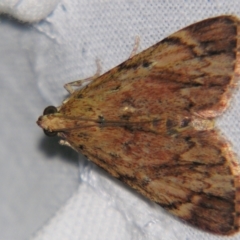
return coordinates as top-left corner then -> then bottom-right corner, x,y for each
37,15 -> 240,235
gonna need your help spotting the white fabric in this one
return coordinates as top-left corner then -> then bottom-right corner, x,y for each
0,0 -> 60,22
1,0 -> 240,240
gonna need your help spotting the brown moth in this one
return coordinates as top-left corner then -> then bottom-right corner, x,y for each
37,15 -> 240,235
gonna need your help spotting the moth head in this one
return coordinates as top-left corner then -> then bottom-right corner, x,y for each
37,106 -> 58,137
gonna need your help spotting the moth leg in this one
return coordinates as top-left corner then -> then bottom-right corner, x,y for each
59,139 -> 78,152
129,36 -> 140,58
64,58 -> 102,94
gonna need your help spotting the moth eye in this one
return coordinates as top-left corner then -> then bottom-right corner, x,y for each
43,106 -> 58,115
43,129 -> 57,137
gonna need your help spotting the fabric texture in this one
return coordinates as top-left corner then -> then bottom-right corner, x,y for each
0,0 -> 60,22
1,0 -> 240,240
